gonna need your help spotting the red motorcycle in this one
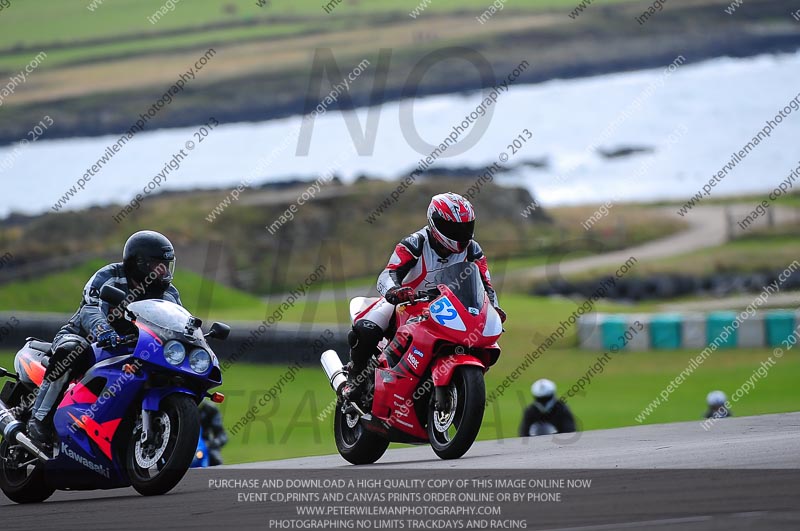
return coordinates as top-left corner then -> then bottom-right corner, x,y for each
321,262 -> 503,463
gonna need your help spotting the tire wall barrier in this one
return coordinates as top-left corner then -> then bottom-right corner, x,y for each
0,313 -> 349,365
578,310 -> 798,351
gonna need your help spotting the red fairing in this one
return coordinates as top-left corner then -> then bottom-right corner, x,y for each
68,413 -> 122,460
431,355 -> 486,387
364,282 -> 502,443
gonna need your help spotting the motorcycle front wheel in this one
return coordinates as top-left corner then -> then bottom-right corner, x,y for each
427,366 -> 485,460
126,394 -> 199,496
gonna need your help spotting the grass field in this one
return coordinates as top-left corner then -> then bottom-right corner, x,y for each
629,231 -> 800,277
0,0 -> 640,71
0,257 -> 653,343
0,259 -> 269,320
2,345 -> 796,464
513,224 -> 800,283
0,0 -> 634,47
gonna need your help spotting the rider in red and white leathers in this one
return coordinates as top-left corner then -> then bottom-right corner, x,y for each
344,192 -> 506,399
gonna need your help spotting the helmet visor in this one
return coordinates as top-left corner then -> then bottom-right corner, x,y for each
534,395 -> 556,412
144,259 -> 175,284
433,218 -> 475,246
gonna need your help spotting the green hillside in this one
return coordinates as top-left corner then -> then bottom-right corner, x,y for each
0,258 -> 269,321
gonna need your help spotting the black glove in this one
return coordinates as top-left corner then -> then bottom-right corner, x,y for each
494,306 -> 507,323
385,286 -> 415,305
96,328 -> 120,348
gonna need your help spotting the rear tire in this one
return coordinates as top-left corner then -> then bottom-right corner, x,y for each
428,366 -> 485,460
334,401 -> 389,465
0,440 -> 54,504
126,394 -> 199,496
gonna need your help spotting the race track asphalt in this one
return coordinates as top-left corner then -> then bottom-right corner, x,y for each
2,412 -> 799,531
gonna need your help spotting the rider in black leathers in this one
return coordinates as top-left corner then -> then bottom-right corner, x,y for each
27,231 -> 181,446
519,379 -> 576,436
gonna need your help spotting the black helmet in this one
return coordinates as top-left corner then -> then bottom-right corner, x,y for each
123,230 -> 175,291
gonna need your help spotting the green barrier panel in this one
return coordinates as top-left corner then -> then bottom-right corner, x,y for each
765,310 -> 795,347
601,315 -> 628,351
706,311 -> 738,349
650,314 -> 682,350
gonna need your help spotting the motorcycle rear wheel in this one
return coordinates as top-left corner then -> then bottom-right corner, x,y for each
126,394 -> 199,496
334,401 -> 389,465
428,366 -> 485,460
0,440 -> 54,504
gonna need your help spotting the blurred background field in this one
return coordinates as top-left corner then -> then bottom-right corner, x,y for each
1,0 -> 799,465
5,342 -> 798,463
0,0 -> 640,68
2,218 -> 800,464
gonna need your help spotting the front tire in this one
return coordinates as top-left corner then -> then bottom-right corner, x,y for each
428,366 -> 485,460
126,394 -> 199,496
0,440 -> 54,504
334,401 -> 389,465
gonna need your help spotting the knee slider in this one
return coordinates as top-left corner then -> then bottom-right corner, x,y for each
347,328 -> 359,349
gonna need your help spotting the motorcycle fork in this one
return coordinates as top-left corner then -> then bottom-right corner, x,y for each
140,409 -> 154,445
434,386 -> 451,411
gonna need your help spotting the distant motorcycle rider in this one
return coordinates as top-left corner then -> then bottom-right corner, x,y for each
704,390 -> 732,419
519,379 -> 576,436
27,230 -> 181,446
344,192 -> 506,400
199,401 -> 228,466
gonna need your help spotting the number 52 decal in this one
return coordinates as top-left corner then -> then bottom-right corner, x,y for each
429,297 -> 466,331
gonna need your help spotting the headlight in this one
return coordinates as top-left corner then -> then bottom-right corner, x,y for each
190,349 -> 211,374
164,340 -> 186,365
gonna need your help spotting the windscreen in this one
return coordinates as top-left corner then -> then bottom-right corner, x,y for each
127,299 -> 205,344
427,262 -> 485,311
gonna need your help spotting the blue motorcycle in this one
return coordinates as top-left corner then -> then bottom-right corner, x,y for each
0,285 -> 229,503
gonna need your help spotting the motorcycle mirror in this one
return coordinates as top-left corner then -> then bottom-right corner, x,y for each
100,285 -> 127,306
0,367 -> 18,380
205,322 -> 231,340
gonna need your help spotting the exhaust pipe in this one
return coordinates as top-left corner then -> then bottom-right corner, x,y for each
320,350 -> 347,394
0,398 -> 50,462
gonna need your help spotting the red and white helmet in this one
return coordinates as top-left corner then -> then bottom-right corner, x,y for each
427,192 -> 476,253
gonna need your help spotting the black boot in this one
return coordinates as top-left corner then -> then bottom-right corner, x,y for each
342,361 -> 368,401
344,319 -> 383,402
28,373 -> 69,449
26,417 -> 55,449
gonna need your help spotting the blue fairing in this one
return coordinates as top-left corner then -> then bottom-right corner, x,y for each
41,302 -> 223,491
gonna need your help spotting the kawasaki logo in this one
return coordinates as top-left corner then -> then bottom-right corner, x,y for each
60,442 -> 111,479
